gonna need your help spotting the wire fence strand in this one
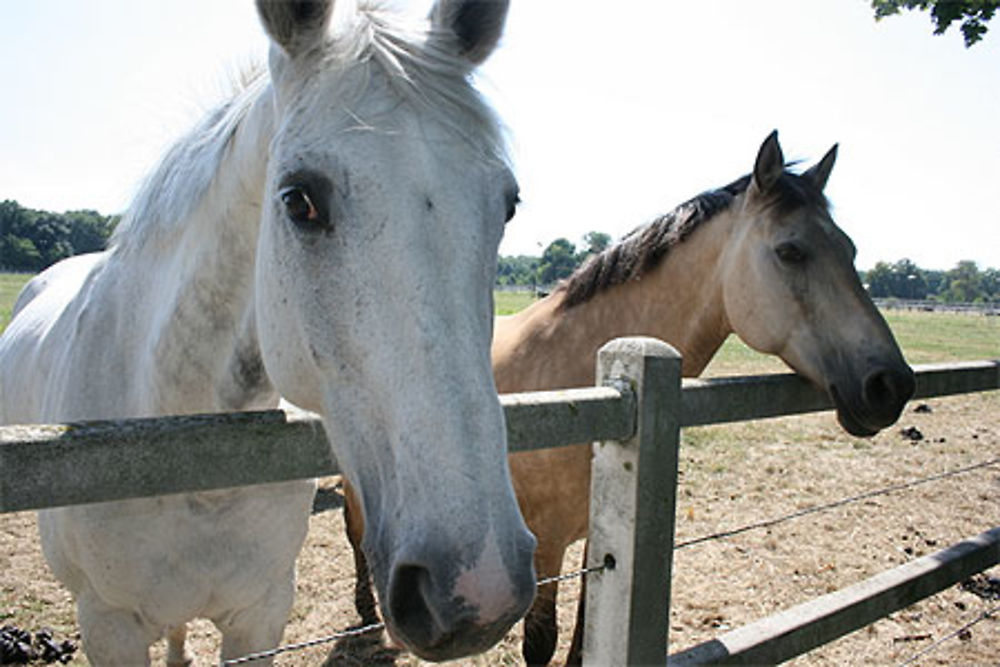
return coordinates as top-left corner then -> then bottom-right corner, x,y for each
897,603 -> 1000,666
219,564 -> 607,665
537,562 -> 608,587
220,622 -> 384,666
676,456 -> 1000,549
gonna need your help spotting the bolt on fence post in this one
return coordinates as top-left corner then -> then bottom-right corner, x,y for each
583,336 -> 682,666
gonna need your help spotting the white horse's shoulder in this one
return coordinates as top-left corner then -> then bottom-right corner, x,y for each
11,252 -> 108,320
0,252 -> 112,424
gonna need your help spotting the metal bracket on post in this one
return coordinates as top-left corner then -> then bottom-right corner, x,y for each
582,337 -> 683,666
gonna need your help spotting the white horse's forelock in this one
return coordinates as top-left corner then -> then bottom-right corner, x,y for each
110,1 -> 509,256
346,3 -> 510,165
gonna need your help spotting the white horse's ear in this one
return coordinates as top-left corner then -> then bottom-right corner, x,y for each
429,0 -> 510,65
752,130 -> 784,195
256,0 -> 334,58
804,144 -> 838,192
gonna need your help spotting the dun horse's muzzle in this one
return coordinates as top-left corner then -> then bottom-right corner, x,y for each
831,364 -> 916,436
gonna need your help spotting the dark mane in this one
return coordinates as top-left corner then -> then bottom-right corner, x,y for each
558,168 -> 827,310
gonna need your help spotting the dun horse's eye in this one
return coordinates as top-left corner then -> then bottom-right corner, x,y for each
279,186 -> 321,228
775,241 -> 806,264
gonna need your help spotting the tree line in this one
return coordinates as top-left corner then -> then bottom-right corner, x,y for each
503,236 -> 999,305
497,232 -> 611,287
0,200 -> 118,272
3,200 -> 996,304
861,258 -> 999,304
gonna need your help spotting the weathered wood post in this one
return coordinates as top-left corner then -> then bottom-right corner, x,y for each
582,337 -> 682,666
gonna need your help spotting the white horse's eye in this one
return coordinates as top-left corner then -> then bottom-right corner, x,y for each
279,186 -> 322,228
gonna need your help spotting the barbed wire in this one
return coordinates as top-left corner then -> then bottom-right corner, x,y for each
897,602 -> 1000,666
675,456 -> 1000,549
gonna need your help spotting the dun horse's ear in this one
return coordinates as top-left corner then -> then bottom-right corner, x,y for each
752,130 -> 784,195
804,144 -> 838,192
257,0 -> 334,58
429,0 -> 511,65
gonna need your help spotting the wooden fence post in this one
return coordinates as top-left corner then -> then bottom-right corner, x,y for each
582,336 -> 682,666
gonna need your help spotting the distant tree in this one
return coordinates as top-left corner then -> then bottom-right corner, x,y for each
865,261 -> 894,297
538,238 -> 579,285
0,200 -> 117,272
865,257 -> 997,302
66,210 -> 116,255
30,213 -> 74,267
0,201 -> 37,270
865,258 -> 928,299
892,258 -> 928,299
871,0 -> 998,46
923,268 -> 947,297
496,254 -> 540,286
943,260 -> 983,302
981,267 -> 1000,300
581,231 -> 611,256
1,235 -> 41,271
0,200 -> 30,240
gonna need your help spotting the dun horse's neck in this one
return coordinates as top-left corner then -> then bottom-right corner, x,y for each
125,91 -> 277,413
493,212 -> 735,393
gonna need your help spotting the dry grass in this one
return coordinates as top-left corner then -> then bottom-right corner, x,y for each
1,298 -> 998,665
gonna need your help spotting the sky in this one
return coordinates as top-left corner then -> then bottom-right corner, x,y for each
1,0 -> 998,271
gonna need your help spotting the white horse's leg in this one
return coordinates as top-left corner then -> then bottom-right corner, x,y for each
76,590 -> 158,666
166,625 -> 191,667
215,570 -> 296,666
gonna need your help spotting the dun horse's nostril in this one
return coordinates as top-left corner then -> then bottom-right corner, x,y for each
863,370 -> 895,407
863,367 -> 916,419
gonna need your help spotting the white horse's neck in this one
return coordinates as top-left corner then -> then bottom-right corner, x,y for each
113,84 -> 278,414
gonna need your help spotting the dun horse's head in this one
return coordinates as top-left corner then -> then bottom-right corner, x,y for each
252,0 -> 534,659
722,132 -> 915,436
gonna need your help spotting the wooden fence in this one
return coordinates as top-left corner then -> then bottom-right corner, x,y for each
1,338 -> 998,664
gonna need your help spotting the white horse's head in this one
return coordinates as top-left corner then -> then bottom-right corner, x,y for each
253,0 -> 534,659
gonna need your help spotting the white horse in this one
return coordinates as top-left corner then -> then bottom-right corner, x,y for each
0,0 -> 536,663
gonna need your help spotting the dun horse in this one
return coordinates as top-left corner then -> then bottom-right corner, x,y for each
345,132 -> 915,664
0,1 -> 536,664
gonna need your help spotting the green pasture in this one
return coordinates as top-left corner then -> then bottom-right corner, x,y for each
494,289 -> 538,316
1,276 -> 997,370
0,273 -> 32,333
702,308 -> 999,377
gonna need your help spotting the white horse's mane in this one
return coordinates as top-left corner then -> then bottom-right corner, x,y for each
111,1 -> 508,254
109,68 -> 267,253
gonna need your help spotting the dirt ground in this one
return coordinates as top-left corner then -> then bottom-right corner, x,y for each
2,389 -> 999,666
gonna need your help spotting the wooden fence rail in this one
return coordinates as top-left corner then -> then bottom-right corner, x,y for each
0,346 -> 997,666
0,386 -> 634,513
2,360 -> 995,513
670,526 -> 1000,665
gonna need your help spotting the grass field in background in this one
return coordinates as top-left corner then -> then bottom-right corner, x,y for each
494,289 -> 538,315
1,276 -> 996,370
0,273 -> 32,333
703,308 -> 999,377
